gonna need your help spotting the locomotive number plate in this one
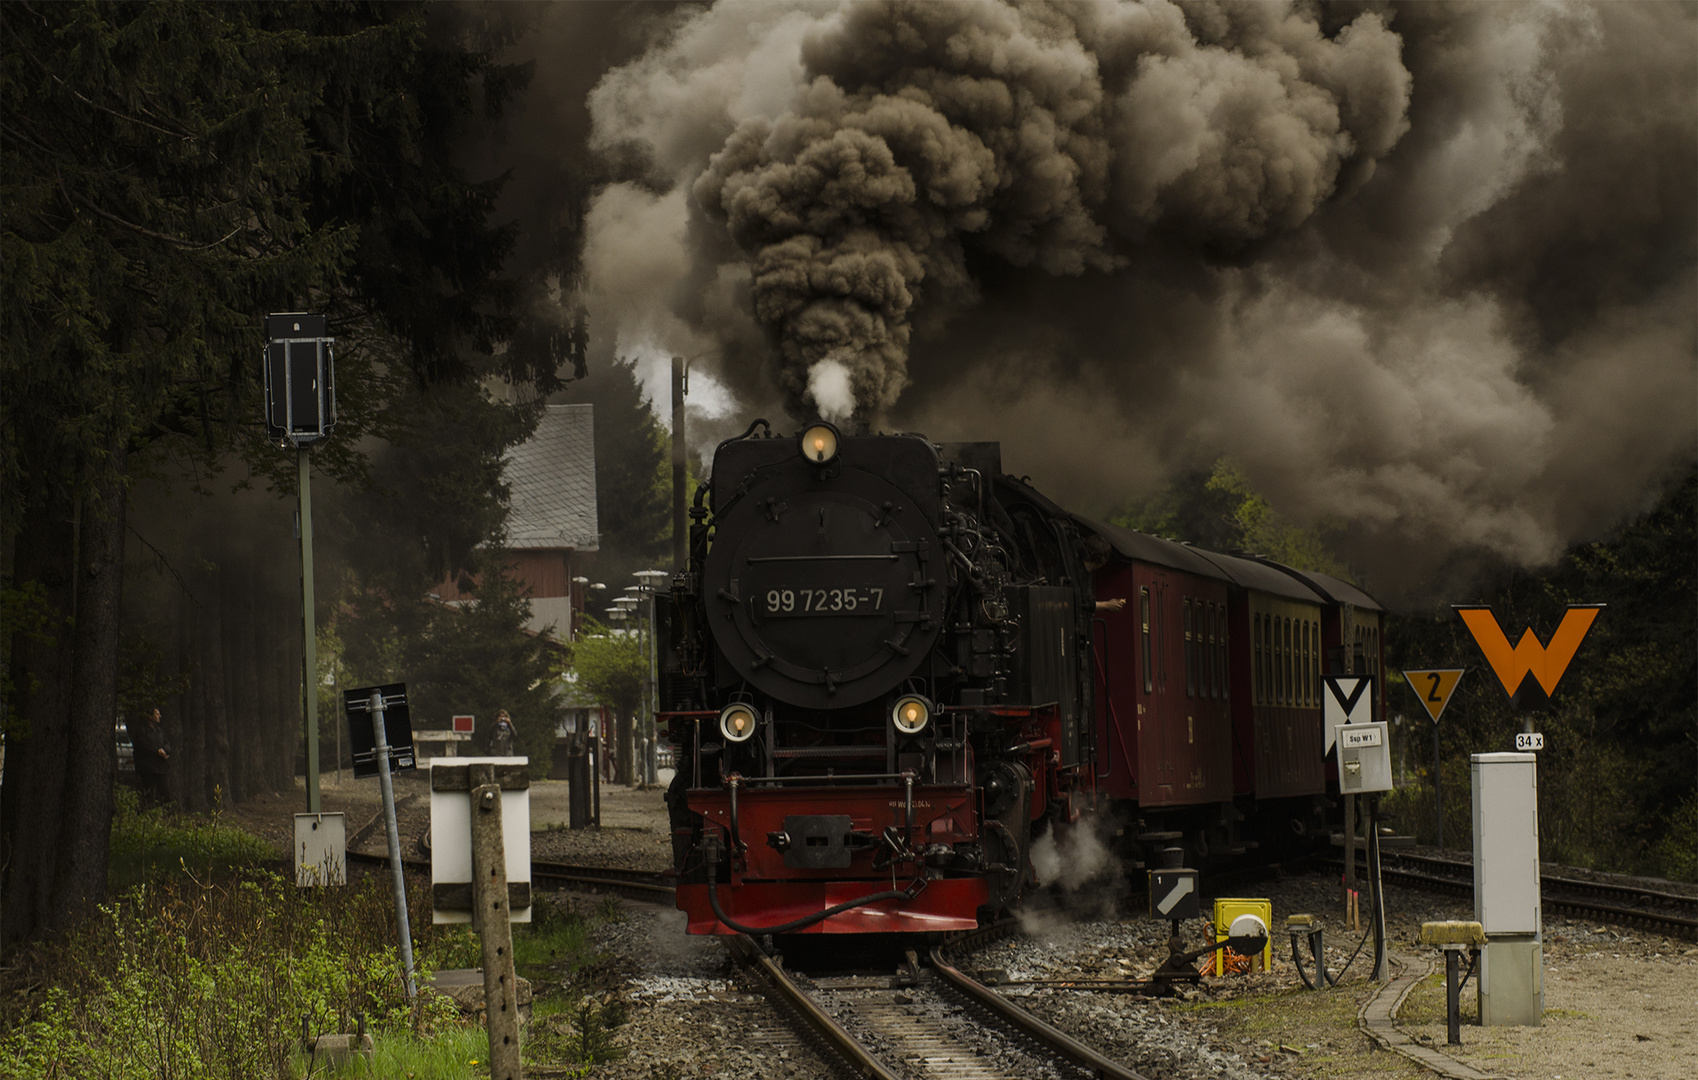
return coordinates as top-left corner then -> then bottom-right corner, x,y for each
762,586 -> 886,616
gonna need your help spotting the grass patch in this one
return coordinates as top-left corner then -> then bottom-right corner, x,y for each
292,1023 -> 494,1079
512,899 -> 594,974
1172,982 -> 1431,1079
108,784 -> 279,891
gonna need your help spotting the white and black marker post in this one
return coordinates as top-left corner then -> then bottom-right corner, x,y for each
367,688 -> 417,999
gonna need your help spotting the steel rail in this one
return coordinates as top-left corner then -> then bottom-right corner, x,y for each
933,922 -> 1151,1080
530,862 -> 676,903
1391,853 -> 1698,917
724,935 -> 902,1080
1328,857 -> 1698,941
346,850 -> 678,902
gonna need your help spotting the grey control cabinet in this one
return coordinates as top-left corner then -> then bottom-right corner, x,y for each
1336,722 -> 1393,794
1472,752 -> 1543,1026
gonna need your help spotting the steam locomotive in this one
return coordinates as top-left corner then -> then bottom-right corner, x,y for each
657,422 -> 1383,935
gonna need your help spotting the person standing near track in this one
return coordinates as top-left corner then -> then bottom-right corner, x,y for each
489,709 -> 517,756
133,706 -> 171,806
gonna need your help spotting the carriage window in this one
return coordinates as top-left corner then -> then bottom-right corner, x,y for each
1183,600 -> 1195,697
1264,613 -> 1274,705
1262,614 -> 1271,704
1141,588 -> 1152,694
1202,604 -> 1215,696
1314,622 -> 1323,696
1252,614 -> 1262,704
1219,610 -> 1229,701
1298,621 -> 1307,705
1303,621 -> 1313,705
1283,616 -> 1292,705
1287,618 -> 1296,706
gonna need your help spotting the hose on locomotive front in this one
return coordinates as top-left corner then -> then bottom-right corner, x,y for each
701,836 -> 925,936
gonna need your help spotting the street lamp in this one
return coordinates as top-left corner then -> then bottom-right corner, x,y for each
630,569 -> 668,787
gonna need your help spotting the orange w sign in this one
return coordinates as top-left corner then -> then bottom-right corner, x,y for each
1454,605 -> 1604,698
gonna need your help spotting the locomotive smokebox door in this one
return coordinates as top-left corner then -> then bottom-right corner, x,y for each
778,815 -> 855,869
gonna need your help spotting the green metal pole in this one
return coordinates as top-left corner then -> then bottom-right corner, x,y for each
300,446 -> 321,813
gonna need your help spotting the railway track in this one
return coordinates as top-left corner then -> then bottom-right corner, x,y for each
726,925 -> 1148,1080
351,845 -> 1167,1076
345,846 -> 678,905
1331,850 -> 1698,941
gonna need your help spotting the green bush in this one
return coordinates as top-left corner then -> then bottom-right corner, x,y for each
1650,792 -> 1698,883
0,871 -> 470,1080
3,804 -> 623,1078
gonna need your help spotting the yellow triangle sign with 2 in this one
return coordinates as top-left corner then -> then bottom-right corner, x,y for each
1403,669 -> 1466,724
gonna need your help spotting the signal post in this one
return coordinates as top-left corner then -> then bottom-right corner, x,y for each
265,313 -> 336,812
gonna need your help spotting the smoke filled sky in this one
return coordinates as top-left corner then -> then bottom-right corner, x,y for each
551,0 -> 1695,594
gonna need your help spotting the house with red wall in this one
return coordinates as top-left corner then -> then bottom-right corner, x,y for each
437,403 -> 599,642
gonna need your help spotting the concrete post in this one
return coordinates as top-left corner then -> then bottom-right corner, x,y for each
469,762 -> 523,1079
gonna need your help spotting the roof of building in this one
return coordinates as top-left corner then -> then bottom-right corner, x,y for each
504,404 -> 599,551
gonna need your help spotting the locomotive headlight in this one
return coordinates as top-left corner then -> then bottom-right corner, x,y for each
800,422 -> 840,465
719,704 -> 758,743
891,694 -> 932,735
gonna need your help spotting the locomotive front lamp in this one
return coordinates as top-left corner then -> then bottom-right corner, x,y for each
892,694 -> 932,735
799,422 -> 840,465
719,704 -> 757,743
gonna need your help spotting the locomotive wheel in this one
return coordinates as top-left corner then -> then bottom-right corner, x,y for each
980,760 -> 1026,819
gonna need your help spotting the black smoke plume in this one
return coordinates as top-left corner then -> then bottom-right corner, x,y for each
571,1 -> 1694,595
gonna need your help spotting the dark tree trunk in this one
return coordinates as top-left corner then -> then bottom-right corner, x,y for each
50,452 -> 128,931
229,558 -> 262,803
257,595 -> 287,792
200,564 -> 230,809
166,598 -> 191,806
179,565 -> 208,814
0,494 -> 77,947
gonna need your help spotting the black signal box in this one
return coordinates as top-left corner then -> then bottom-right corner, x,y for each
264,312 -> 335,446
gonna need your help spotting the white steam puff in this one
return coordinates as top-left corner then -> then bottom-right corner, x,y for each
806,357 -> 857,421
584,1 -> 1696,594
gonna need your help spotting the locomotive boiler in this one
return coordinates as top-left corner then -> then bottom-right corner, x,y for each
657,421 -> 1096,934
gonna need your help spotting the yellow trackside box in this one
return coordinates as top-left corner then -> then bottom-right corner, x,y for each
1214,898 -> 1273,972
